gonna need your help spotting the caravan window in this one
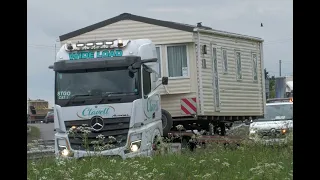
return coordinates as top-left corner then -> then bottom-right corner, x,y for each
166,45 -> 188,78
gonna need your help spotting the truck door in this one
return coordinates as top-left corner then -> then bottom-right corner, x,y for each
142,65 -> 161,123
211,45 -> 221,111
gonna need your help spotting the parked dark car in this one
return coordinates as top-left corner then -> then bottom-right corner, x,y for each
44,111 -> 54,123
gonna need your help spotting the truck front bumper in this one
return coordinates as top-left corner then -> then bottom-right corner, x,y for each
54,132 -> 152,160
249,137 -> 288,145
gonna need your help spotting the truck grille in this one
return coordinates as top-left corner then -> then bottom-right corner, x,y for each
258,129 -> 285,139
65,117 -> 130,151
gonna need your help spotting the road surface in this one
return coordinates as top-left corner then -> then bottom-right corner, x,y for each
29,123 -> 55,140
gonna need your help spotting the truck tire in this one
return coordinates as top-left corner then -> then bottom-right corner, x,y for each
161,109 -> 173,137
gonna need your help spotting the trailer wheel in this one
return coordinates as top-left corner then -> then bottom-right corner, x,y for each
161,109 -> 173,137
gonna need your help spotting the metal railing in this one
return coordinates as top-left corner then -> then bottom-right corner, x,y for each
27,140 -> 55,160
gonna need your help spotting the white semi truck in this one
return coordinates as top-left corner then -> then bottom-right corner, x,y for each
275,76 -> 293,98
50,39 -> 168,159
50,38 -> 265,159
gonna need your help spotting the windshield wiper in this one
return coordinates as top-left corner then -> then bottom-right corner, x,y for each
66,94 -> 91,106
98,92 -> 135,104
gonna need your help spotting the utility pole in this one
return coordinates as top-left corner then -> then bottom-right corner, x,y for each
279,60 -> 282,77
54,43 -> 57,62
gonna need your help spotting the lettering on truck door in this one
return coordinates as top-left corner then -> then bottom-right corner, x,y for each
142,65 -> 161,123
211,44 -> 221,111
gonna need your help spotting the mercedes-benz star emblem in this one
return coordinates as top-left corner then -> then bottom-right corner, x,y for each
90,116 -> 104,131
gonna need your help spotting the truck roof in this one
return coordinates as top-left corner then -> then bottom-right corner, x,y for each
55,39 -> 159,74
286,81 -> 293,90
56,39 -> 156,61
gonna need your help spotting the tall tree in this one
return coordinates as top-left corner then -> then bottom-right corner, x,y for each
264,68 -> 276,98
269,75 -> 276,98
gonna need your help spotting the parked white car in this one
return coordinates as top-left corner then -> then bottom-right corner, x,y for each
249,100 -> 293,144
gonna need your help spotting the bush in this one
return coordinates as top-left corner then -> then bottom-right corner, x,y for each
27,143 -> 292,180
27,125 -> 292,180
27,126 -> 41,143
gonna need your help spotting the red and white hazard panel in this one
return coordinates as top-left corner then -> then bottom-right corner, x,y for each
180,98 -> 197,115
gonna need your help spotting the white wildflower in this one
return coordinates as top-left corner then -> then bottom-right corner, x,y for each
56,160 -> 66,166
32,168 -> 39,175
97,134 -> 105,140
202,173 -> 211,179
199,159 -> 206,164
109,136 -> 116,141
145,172 -> 153,178
222,162 -> 230,167
85,172 -> 94,178
165,162 -> 175,166
140,166 -> 148,171
277,164 -> 284,170
176,124 -> 184,131
213,158 -> 220,163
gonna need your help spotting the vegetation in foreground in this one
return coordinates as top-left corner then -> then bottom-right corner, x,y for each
27,141 -> 293,180
27,126 -> 41,143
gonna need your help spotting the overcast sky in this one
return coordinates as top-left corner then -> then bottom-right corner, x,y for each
27,0 -> 293,107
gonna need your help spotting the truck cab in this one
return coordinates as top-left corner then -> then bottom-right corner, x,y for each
50,39 -> 168,159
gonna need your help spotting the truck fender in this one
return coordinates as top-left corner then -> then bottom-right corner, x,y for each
151,128 -> 161,151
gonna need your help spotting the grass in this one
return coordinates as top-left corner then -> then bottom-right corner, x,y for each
27,126 -> 41,143
27,142 -> 293,180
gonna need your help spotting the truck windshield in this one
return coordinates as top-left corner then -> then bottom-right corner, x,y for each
256,103 -> 293,121
55,68 -> 139,105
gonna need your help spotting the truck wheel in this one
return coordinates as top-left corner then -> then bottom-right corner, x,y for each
161,109 -> 173,137
151,129 -> 162,156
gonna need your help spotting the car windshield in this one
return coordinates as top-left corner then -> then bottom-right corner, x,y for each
256,103 -> 293,121
55,68 -> 139,104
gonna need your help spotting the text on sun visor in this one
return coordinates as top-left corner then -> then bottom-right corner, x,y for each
69,50 -> 123,60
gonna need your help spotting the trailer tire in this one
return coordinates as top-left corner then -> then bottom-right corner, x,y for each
161,109 -> 173,137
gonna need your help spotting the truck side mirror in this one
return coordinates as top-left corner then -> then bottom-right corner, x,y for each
162,77 -> 168,85
244,119 -> 253,125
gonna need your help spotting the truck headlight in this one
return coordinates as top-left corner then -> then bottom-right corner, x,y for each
61,149 -> 70,156
57,138 -> 73,157
129,133 -> 142,152
130,140 -> 141,152
281,128 -> 288,135
249,130 -> 257,139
